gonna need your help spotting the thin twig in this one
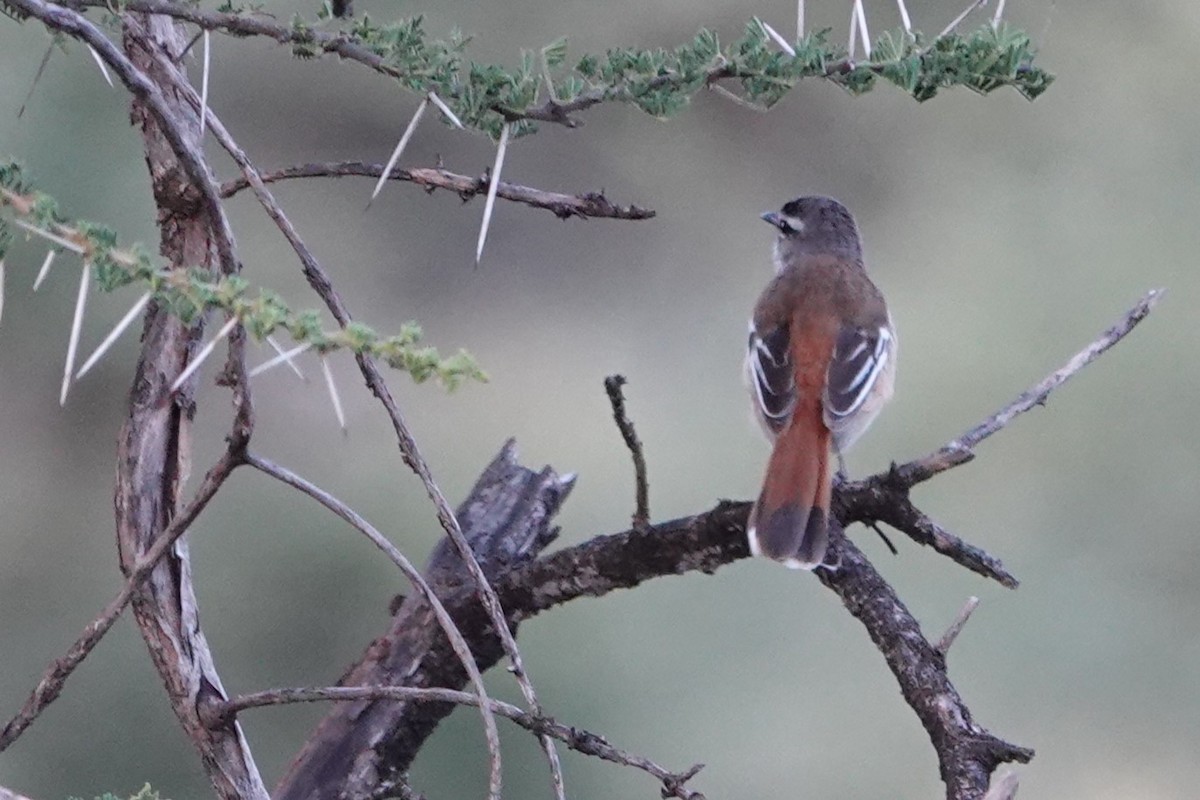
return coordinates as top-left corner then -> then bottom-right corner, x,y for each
604,375 -> 650,531
217,160 -> 655,220
936,596 -> 981,657
215,685 -> 706,800
243,453 -> 505,800
893,289 -> 1164,488
0,447 -> 244,752
17,42 -> 54,119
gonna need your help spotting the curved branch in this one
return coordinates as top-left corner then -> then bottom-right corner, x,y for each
218,162 -> 655,221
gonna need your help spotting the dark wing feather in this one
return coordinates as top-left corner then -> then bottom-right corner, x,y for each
748,323 -> 795,435
825,325 -> 892,421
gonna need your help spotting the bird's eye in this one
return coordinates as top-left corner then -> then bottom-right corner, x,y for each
779,215 -> 803,234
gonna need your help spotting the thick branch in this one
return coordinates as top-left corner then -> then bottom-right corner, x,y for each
218,162 -> 655,221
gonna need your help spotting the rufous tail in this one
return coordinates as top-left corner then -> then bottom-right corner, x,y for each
747,413 -> 832,569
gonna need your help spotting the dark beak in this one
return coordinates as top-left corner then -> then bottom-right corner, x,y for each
760,211 -> 784,229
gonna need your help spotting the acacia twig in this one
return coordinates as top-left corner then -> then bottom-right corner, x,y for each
604,375 -> 650,530
218,161 -> 654,220
215,685 -> 705,800
892,289 -> 1164,488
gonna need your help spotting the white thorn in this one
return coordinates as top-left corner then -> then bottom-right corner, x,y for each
265,334 -> 308,380
320,356 -> 347,432
75,291 -> 151,379
13,219 -> 84,254
86,45 -> 114,87
760,21 -> 797,57
939,0 -> 989,39
797,0 -> 805,40
896,0 -> 914,33
170,315 -> 238,393
992,0 -> 1008,27
370,97 -> 429,204
199,30 -> 211,137
848,2 -> 859,59
476,122 -> 511,266
250,341 -> 312,379
31,250 -> 59,291
33,249 -> 57,291
854,0 -> 872,57
427,91 -> 465,130
60,262 -> 91,406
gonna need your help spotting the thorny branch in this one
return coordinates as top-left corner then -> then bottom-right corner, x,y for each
218,162 -> 656,221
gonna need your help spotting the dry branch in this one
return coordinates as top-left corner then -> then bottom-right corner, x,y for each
604,375 -> 650,530
218,162 -> 655,221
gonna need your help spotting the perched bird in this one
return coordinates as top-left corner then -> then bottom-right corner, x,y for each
745,196 -> 896,569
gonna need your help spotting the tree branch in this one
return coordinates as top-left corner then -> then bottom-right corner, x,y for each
218,162 -> 655,221
889,288 -> 1164,488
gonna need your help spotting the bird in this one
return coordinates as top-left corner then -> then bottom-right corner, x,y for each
745,196 -> 896,569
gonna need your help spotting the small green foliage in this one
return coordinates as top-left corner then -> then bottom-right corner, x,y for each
67,783 -> 170,800
0,162 -> 482,391
261,7 -> 1052,139
290,14 -> 320,59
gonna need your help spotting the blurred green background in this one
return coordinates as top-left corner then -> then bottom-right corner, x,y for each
1,1 -> 1198,798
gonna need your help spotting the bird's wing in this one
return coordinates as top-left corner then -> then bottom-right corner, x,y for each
824,324 -> 893,425
746,321 -> 796,437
